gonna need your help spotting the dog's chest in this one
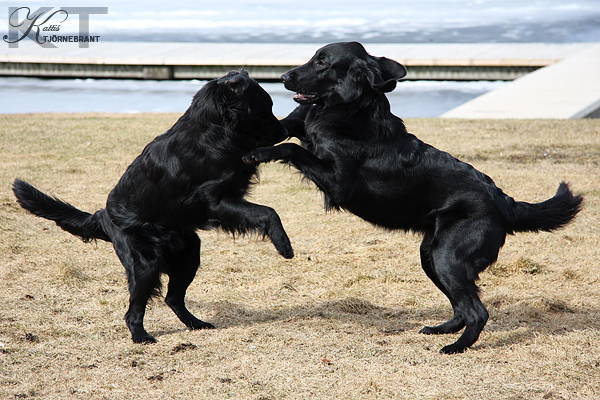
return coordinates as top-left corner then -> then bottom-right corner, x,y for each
303,126 -> 339,159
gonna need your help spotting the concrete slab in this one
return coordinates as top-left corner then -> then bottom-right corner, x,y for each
442,44 -> 600,119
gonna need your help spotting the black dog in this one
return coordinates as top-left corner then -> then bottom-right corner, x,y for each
244,42 -> 583,354
13,69 -> 293,343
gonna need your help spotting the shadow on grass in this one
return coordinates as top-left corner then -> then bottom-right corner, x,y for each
166,295 -> 600,350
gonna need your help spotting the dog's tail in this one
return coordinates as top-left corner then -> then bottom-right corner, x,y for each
508,182 -> 583,234
12,179 -> 111,243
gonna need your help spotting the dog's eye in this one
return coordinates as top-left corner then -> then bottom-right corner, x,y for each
315,60 -> 326,68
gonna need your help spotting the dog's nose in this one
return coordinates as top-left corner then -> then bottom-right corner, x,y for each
280,72 -> 290,83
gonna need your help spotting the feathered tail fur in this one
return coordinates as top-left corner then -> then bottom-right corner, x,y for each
12,179 -> 110,242
509,182 -> 583,234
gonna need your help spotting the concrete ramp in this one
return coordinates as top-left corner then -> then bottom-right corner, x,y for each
442,44 -> 600,119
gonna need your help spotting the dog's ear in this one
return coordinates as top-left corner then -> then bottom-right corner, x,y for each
238,67 -> 250,78
368,56 -> 407,93
335,56 -> 407,103
218,71 -> 250,96
334,58 -> 371,104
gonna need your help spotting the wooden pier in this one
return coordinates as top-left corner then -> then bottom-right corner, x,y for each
1,41 -> 599,118
0,41 -> 593,81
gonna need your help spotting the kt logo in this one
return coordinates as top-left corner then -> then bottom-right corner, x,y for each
3,7 -> 108,48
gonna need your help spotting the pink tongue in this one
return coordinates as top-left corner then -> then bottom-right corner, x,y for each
294,93 -> 308,101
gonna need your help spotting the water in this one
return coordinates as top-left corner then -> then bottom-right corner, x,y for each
0,77 -> 506,118
1,0 -> 598,116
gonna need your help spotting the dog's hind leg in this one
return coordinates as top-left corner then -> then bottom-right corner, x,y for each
418,232 -> 465,335
423,248 -> 488,353
164,231 -> 214,330
419,219 -> 503,354
113,233 -> 161,344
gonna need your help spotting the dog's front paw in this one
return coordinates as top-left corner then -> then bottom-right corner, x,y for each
243,147 -> 277,166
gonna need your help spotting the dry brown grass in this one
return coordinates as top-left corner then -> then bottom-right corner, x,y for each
1,114 -> 599,399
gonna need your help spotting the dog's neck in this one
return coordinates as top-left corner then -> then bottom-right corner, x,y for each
315,91 -> 406,137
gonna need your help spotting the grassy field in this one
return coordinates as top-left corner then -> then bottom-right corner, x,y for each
1,113 -> 599,399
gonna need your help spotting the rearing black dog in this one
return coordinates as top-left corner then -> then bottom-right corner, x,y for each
244,42 -> 583,354
13,69 -> 293,343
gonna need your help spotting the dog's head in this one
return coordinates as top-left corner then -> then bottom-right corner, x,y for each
281,42 -> 407,106
215,69 -> 287,145
190,69 -> 286,146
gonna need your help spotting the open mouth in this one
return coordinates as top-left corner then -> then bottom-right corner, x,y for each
293,92 -> 318,104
